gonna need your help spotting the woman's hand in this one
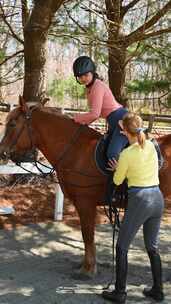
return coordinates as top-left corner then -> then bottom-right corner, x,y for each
106,158 -> 118,171
118,120 -> 127,136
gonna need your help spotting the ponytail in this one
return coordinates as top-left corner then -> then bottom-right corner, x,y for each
136,128 -> 146,149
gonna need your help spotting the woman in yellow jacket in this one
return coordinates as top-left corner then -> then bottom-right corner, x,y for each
102,113 -> 164,303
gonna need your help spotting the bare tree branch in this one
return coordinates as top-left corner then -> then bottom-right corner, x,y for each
0,50 -> 24,66
0,77 -> 23,86
139,27 -> 171,41
0,2 -> 24,44
63,4 -> 87,32
125,0 -> 171,46
146,43 -> 171,59
121,0 -> 141,16
2,56 -> 23,78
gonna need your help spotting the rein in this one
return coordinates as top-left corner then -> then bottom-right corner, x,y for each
4,111 -> 33,152
55,125 -> 84,166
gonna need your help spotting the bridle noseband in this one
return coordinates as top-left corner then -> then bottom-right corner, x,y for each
6,109 -> 36,158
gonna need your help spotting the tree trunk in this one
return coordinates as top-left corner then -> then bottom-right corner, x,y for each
23,5 -> 50,101
108,45 -> 127,105
105,0 -> 127,106
21,1 -> 65,162
23,1 -> 64,102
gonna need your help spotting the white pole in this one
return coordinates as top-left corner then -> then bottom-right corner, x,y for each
0,162 -> 64,220
54,184 -> 64,221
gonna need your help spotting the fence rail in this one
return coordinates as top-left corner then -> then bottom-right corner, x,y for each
61,108 -> 171,135
1,103 -> 171,134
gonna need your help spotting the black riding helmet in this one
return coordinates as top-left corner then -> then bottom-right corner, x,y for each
73,56 -> 96,78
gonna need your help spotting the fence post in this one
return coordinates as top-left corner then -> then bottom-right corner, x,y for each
54,183 -> 64,221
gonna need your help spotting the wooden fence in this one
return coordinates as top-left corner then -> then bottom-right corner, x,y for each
61,108 -> 171,135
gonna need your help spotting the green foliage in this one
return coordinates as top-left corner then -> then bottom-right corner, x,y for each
48,76 -> 85,104
127,43 -> 145,56
127,79 -> 170,93
0,49 -> 6,63
64,76 -> 85,99
167,94 -> 171,108
48,79 -> 65,102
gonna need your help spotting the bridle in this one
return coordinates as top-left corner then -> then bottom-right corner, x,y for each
3,106 -> 104,183
3,109 -> 35,159
4,107 -> 84,168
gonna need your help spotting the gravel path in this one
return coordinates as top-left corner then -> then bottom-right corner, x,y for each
0,220 -> 170,304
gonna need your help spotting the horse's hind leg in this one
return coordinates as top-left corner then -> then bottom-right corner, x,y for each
74,199 -> 97,277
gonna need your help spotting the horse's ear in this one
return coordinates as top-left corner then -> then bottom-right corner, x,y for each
19,95 -> 29,112
41,97 -> 50,106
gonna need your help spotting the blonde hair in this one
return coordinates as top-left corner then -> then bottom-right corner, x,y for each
122,113 -> 146,148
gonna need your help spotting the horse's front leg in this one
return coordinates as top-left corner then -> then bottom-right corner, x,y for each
74,199 -> 97,278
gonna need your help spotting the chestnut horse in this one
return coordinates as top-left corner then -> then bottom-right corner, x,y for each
0,96 -> 170,278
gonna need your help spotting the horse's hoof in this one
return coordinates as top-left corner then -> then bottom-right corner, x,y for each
71,270 -> 95,281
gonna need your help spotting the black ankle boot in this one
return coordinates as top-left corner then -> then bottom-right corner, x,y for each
102,289 -> 127,303
143,286 -> 164,302
102,246 -> 128,303
143,250 -> 164,302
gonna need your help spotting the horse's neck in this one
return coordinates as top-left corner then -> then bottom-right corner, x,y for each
31,109 -> 99,167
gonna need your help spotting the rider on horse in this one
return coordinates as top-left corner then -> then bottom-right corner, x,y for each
73,56 -> 128,203
73,56 -> 128,162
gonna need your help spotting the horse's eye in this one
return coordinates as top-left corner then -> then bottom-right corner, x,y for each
8,121 -> 16,128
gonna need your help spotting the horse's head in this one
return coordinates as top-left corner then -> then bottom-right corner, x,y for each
0,95 -> 46,163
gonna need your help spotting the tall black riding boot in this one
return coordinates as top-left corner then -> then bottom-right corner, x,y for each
143,250 -> 164,302
102,246 -> 128,303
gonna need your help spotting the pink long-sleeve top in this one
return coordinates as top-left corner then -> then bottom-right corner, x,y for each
74,79 -> 122,125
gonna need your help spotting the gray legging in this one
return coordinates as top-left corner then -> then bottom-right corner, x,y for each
117,187 -> 164,252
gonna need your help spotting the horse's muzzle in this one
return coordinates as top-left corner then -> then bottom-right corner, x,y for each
0,150 -> 11,161
0,144 -> 15,162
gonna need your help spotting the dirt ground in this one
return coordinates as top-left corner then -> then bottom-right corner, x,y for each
0,174 -> 171,230
0,175 -> 111,230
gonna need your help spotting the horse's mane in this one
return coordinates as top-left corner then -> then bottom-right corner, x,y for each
8,105 -> 102,140
41,106 -> 102,139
